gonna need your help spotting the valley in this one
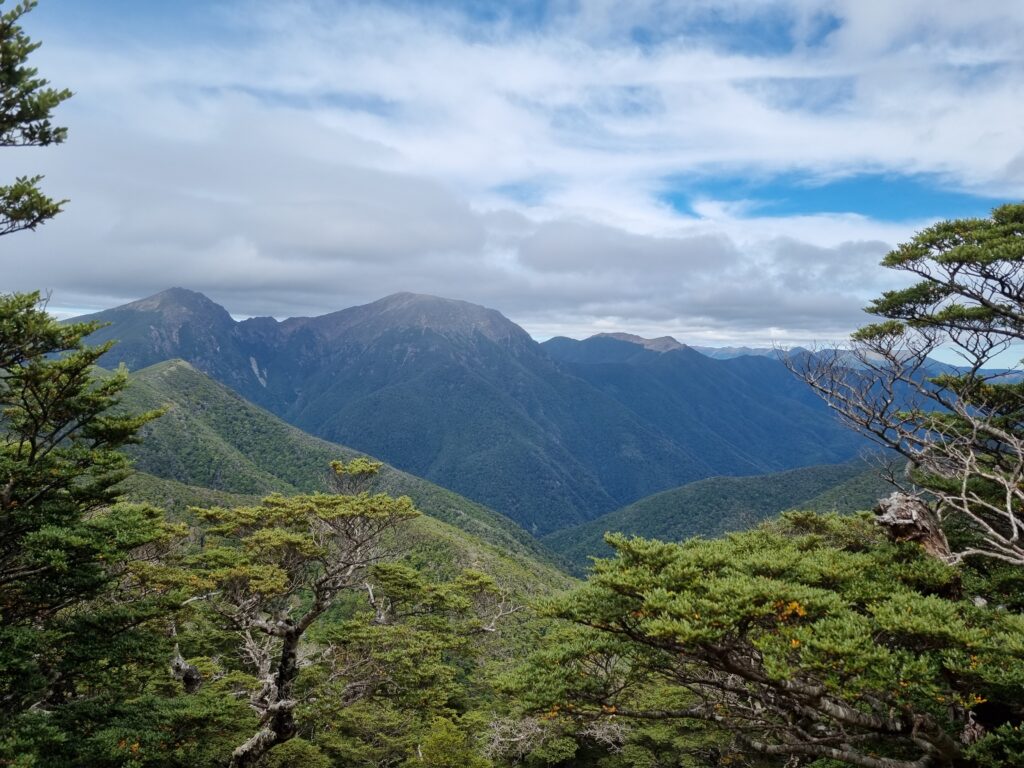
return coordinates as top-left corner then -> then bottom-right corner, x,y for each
80,287 -> 869,535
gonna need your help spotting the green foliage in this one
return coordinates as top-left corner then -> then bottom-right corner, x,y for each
149,462 -> 550,767
0,292 -> 175,735
0,0 -> 72,236
297,567 -> 508,766
400,717 -> 490,768
516,513 -> 1024,767
177,462 -> 508,766
543,461 -> 886,571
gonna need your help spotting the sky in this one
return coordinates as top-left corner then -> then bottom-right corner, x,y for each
5,0 -> 1024,346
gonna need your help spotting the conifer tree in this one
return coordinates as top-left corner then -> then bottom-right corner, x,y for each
0,0 -> 71,236
513,513 -> 1024,768
189,459 -> 421,767
0,292 -> 182,756
789,203 -> 1024,566
0,3 -> 184,760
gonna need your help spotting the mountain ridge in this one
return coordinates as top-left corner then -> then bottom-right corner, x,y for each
78,288 -> 867,533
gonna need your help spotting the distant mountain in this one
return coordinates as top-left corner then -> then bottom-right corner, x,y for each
543,461 -> 893,572
594,332 -> 684,352
540,333 -> 865,474
116,359 -> 561,567
80,289 -> 866,533
691,345 -> 783,359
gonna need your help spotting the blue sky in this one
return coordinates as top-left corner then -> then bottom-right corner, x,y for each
10,0 -> 1024,346
660,171 -> 1008,221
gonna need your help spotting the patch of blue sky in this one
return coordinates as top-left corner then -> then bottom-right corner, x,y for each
803,11 -> 842,48
33,0 -> 846,57
30,0 -> 241,46
350,0 -> 556,40
630,5 -> 796,56
660,172 -> 1010,221
738,76 -> 856,114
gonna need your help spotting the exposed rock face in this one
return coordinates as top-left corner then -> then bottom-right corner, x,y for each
874,492 -> 951,561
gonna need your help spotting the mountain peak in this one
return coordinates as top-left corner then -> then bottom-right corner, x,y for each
592,332 -> 685,353
118,287 -> 235,324
298,292 -> 532,347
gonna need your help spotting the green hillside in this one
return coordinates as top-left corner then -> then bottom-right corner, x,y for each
115,360 -> 564,569
798,463 -> 903,514
543,461 -> 893,571
118,472 -> 573,594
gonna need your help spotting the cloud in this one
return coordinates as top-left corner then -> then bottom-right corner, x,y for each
7,0 -> 1023,345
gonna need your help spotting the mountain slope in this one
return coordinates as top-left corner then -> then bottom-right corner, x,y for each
82,289 -> 866,533
83,291 -> 709,532
540,334 -> 865,474
117,359 -> 562,567
797,464 -> 905,514
543,461 -> 891,571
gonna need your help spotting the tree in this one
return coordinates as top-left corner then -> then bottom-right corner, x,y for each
0,294 -> 171,707
0,293 -> 186,768
787,203 -> 1024,566
0,4 -> 191,760
188,459 -> 421,767
515,513 -> 1024,768
1,0 -> 72,237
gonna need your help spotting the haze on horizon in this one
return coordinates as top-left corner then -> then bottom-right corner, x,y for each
8,0 -> 1024,347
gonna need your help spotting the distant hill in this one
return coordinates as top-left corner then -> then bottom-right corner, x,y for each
797,463 -> 906,514
81,289 -> 866,533
543,461 -> 894,572
116,359 -> 562,568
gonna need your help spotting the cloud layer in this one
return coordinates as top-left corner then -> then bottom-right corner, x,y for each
7,0 -> 1024,344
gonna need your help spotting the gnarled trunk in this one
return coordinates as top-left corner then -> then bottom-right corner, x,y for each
874,492 -> 951,561
228,631 -> 300,768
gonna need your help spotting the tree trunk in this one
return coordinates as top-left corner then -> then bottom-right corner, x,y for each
874,492 -> 951,561
228,630 -> 300,768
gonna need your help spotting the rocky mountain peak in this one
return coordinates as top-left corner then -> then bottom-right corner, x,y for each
115,287 -> 236,328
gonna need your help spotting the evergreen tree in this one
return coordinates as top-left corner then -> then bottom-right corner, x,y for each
511,514 -> 1024,768
0,0 -> 71,236
789,203 -> 1024,566
158,459 -> 522,767
187,459 -> 422,767
0,8 -> 187,761
0,294 -> 180,759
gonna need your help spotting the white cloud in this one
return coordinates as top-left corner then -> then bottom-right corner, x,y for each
6,0 -> 1023,345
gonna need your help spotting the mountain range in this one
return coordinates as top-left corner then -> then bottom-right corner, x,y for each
79,288 -> 866,534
